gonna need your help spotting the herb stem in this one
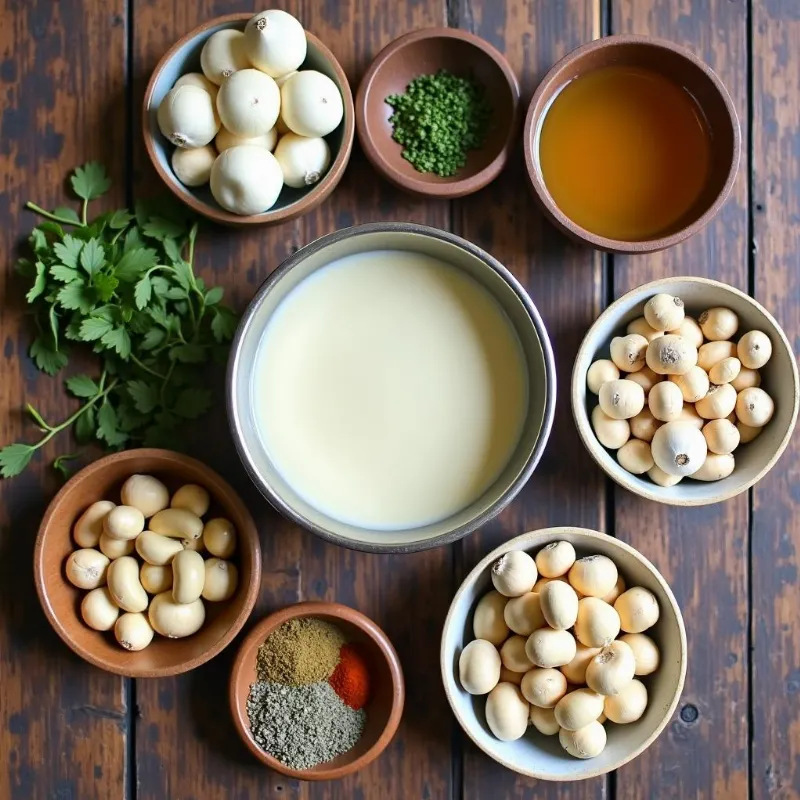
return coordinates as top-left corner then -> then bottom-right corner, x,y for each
81,199 -> 88,226
25,202 -> 85,227
159,360 -> 175,408
130,354 -> 166,380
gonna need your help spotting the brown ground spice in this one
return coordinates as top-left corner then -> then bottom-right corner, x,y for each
256,617 -> 346,685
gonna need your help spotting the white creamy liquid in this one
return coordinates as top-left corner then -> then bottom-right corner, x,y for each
252,250 -> 527,530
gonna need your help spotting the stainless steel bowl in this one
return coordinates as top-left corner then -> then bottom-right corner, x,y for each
227,222 -> 556,553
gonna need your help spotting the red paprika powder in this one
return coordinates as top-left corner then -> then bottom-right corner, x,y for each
329,644 -> 371,710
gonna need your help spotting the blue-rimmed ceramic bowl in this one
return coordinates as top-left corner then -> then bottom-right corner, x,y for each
142,12 -> 355,226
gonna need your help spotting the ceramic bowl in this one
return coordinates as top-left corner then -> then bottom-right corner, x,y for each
524,35 -> 740,253
34,449 -> 261,677
356,28 -> 519,198
229,601 -> 404,779
572,277 -> 799,505
227,221 -> 556,553
441,527 -> 687,780
143,12 -> 355,226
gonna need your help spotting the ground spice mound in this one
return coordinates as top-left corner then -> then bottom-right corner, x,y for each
329,644 -> 371,710
256,617 -> 346,685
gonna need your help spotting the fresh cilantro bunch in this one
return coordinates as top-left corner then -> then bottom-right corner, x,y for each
0,163 -> 239,478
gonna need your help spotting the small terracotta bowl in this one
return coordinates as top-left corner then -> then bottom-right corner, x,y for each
143,12 -> 355,226
524,35 -> 741,253
572,277 -> 799,505
356,28 -> 519,198
229,601 -> 404,780
34,449 -> 261,677
442,527 -> 687,780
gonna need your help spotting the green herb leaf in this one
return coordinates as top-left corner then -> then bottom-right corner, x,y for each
79,238 -> 105,275
54,206 -> 82,225
30,228 -> 48,253
109,209 -> 133,229
101,327 -> 131,359
53,235 -> 84,269
96,401 -> 128,446
30,336 -> 68,375
134,276 -> 152,310
26,261 -> 47,303
0,444 -> 35,478
173,388 -> 212,419
48,305 -> 60,350
127,380 -> 160,414
151,276 -> 170,298
140,327 -> 165,350
171,260 -> 194,292
53,452 -> 82,479
170,343 -> 206,364
204,286 -> 223,306
57,282 -> 95,313
75,406 -> 97,443
115,247 -> 158,282
166,286 -> 187,300
123,227 -> 146,253
143,216 -> 185,241
162,237 -> 182,264
211,307 -> 238,343
116,403 -> 149,432
66,374 -> 99,398
79,316 -> 114,341
39,221 -> 65,237
50,264 -> 81,283
71,162 -> 111,201
93,273 -> 119,302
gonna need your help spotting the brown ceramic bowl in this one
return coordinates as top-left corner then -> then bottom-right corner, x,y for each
229,601 -> 404,780
356,28 -> 520,198
143,13 -> 355,226
524,35 -> 741,253
34,449 -> 261,678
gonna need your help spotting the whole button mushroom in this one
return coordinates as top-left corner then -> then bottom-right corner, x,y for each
695,383 -> 737,420
202,558 -> 239,602
697,340 -> 737,372
568,555 -> 618,598
121,474 -> 170,518
539,581 -> 579,631
617,439 -> 654,475
560,643 -> 602,685
574,597 -> 621,648
692,452 -> 735,481
491,550 -> 537,597
619,633 -> 661,676
535,541 -> 576,579
66,548 -> 110,590
736,387 -> 775,428
140,563 -> 173,595
648,381 -> 684,422
669,366 -> 710,403
503,592 -> 545,636
500,635 -> 534,673
274,133 -> 331,189
149,592 -> 205,639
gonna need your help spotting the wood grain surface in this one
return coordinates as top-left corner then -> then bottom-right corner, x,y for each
0,0 -> 797,798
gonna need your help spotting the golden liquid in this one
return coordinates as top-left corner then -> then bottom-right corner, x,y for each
539,66 -> 712,241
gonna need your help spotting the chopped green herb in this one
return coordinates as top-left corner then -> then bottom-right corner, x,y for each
0,163 -> 239,478
385,70 -> 492,177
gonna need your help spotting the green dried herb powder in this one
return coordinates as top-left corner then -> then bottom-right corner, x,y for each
385,70 -> 492,177
256,617 -> 345,685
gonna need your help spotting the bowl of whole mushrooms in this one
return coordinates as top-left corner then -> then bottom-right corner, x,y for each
441,527 -> 686,780
572,277 -> 799,505
34,449 -> 260,677
143,10 -> 354,225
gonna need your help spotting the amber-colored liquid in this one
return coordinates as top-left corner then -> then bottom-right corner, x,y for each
538,66 -> 712,241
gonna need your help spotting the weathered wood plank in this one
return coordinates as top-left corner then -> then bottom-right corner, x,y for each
455,1 -> 609,797
0,0 -> 129,797
751,2 -> 800,798
132,2 -> 455,798
610,2 -> 750,798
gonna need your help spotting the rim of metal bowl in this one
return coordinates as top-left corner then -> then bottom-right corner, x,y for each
226,222 -> 557,553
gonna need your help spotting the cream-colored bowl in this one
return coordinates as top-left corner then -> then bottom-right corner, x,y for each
572,277 -> 799,505
441,527 -> 687,781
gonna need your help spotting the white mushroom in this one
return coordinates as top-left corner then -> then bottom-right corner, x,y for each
651,421 -> 708,476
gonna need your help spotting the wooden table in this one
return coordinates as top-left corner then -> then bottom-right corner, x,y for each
1,0 -> 797,797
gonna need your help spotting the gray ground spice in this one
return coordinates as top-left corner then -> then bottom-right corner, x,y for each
247,680 -> 366,769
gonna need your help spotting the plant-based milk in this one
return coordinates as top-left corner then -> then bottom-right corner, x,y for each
253,250 -> 527,530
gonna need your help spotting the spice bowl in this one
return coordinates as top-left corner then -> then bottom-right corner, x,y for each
356,28 -> 520,198
230,601 -> 404,780
524,35 -> 740,253
572,277 -> 799,505
441,527 -> 687,780
34,449 -> 261,678
143,12 -> 355,226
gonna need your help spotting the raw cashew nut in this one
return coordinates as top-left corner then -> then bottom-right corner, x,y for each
203,518 -> 237,558
170,484 -> 211,518
202,558 -> 239,602
107,556 -> 149,613
172,549 -> 205,604
81,587 -> 120,631
115,612 -> 155,651
99,533 -> 135,560
150,508 -> 204,540
103,505 -> 145,541
140,563 -> 173,595
73,500 -> 116,548
66,548 -> 110,590
135,531 -> 184,566
148,592 -> 205,638
121,474 -> 170,518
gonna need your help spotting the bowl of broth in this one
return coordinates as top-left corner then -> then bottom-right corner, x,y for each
523,35 -> 740,253
227,223 -> 556,553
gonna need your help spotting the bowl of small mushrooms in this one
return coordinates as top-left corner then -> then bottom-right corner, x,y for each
34,449 -> 260,677
441,526 -> 686,780
572,277 -> 799,505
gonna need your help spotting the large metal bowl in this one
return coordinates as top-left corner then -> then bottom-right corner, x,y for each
227,222 -> 556,553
